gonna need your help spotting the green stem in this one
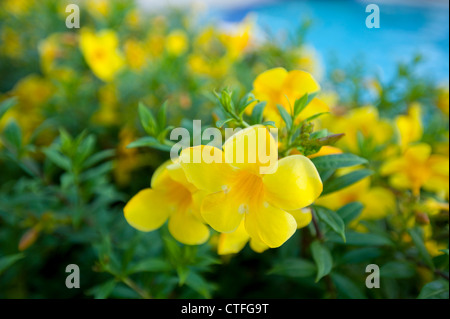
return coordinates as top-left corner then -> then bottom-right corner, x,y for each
122,277 -> 152,299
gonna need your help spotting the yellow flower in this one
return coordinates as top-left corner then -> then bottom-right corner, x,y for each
251,68 -> 328,125
316,170 -> 396,221
219,16 -> 254,61
0,27 -> 22,58
396,103 -> 423,151
124,39 -> 148,71
324,105 -> 393,154
166,30 -> 189,57
86,0 -> 110,18
179,125 -> 323,250
79,29 -> 124,82
92,83 -> 119,126
381,143 -> 449,197
1,75 -> 53,139
124,160 -> 210,245
308,146 -> 343,159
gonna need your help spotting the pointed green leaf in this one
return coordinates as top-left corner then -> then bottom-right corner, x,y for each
311,241 -> 333,282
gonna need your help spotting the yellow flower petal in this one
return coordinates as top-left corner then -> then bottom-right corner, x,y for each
168,204 -> 210,245
201,191 -> 245,233
218,221 -> 249,255
179,145 -> 237,193
245,202 -> 297,248
359,187 -> 396,220
263,155 -> 323,211
124,189 -> 172,232
223,125 -> 278,175
253,67 -> 288,104
249,237 -> 270,253
283,69 -> 321,102
289,209 -> 312,229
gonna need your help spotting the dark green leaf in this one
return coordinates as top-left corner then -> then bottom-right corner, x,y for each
339,248 -> 383,264
127,136 -> 172,152
43,149 -> 71,171
0,253 -> 24,275
127,258 -> 172,275
381,261 -> 416,279
408,227 -> 434,269
417,280 -> 449,299
138,102 -> 157,136
322,169 -> 373,196
2,120 -> 22,151
251,101 -> 266,124
268,258 -> 316,278
311,241 -> 333,282
293,93 -> 309,119
216,118 -> 233,128
277,104 -> 292,130
331,273 -> 367,299
328,231 -> 393,246
311,154 -> 368,171
337,202 -> 364,224
315,206 -> 346,242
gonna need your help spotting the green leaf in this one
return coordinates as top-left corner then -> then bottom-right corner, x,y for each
0,97 -> 17,120
337,202 -> 364,224
303,112 -> 330,123
157,101 -> 168,130
262,121 -> 276,128
185,271 -> 215,298
88,280 -> 117,299
43,148 -> 71,171
216,118 -> 233,128
293,93 -> 309,118
311,154 -> 368,171
322,169 -> 373,196
0,253 -> 25,275
277,104 -> 292,130
127,136 -> 172,152
127,258 -> 172,275
315,206 -> 346,242
408,227 -> 434,269
268,258 -> 316,278
82,149 -> 115,169
237,92 -> 256,115
251,101 -> 266,124
381,261 -> 416,279
417,280 -> 449,299
2,120 -> 22,151
138,102 -> 157,136
311,241 -> 333,282
339,248 -> 383,264
328,231 -> 393,246
331,273 -> 367,299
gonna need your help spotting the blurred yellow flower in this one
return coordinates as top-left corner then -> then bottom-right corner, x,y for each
381,143 -> 449,197
124,160 -> 210,245
0,27 -> 22,58
166,30 -> 189,57
124,39 -> 148,71
252,67 -> 328,125
316,170 -> 396,221
86,0 -> 110,18
79,29 -> 125,82
396,103 -> 423,151
325,105 -> 393,154
92,83 -> 120,126
219,17 -> 254,61
1,75 -> 54,139
179,126 -> 323,249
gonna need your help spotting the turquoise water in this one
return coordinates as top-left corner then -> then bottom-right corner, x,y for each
219,0 -> 449,81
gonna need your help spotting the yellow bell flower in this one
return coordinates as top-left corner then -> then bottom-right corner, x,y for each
124,160 -> 210,245
219,16 -> 254,61
324,105 -> 393,154
179,125 -> 323,250
166,30 -> 189,57
381,143 -> 449,197
217,208 -> 313,255
396,103 -> 423,151
251,68 -> 329,125
79,29 -> 125,82
316,170 -> 396,221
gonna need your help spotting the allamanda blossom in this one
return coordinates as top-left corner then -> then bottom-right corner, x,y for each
124,160 -> 210,245
179,125 -> 323,250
